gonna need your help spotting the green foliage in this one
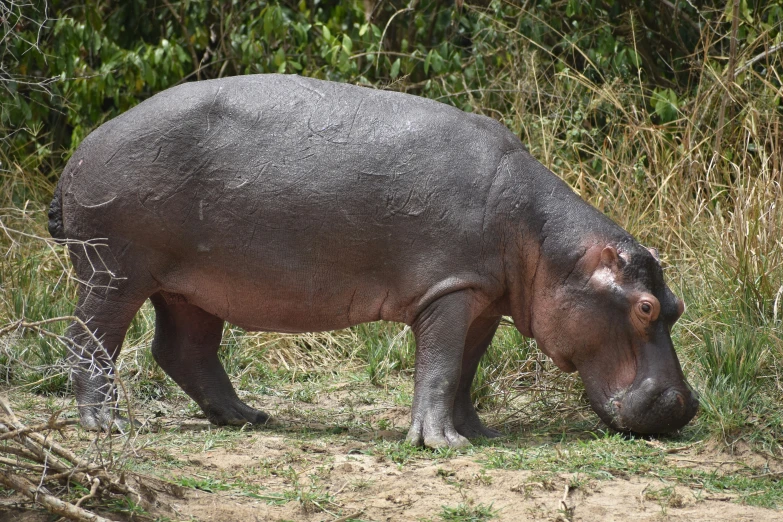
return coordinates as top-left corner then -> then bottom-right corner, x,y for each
652,88 -> 680,124
693,324 -> 780,440
6,0 -> 780,182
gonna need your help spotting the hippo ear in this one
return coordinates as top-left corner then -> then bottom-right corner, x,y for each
599,246 -> 625,271
647,247 -> 660,263
590,245 -> 626,290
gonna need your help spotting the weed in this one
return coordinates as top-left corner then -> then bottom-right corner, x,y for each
106,496 -> 149,517
643,484 -> 685,515
372,441 -> 428,467
471,469 -> 493,486
350,478 -> 373,491
250,468 -> 335,514
439,502 -> 498,521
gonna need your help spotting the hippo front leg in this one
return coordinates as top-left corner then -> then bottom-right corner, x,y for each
452,316 -> 502,439
406,290 -> 482,449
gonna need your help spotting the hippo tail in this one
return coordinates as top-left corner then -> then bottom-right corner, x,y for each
48,176 -> 66,241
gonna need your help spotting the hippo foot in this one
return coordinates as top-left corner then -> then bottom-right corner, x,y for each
80,407 -> 140,434
455,420 -> 502,440
453,400 -> 502,439
204,402 -> 270,426
405,419 -> 471,449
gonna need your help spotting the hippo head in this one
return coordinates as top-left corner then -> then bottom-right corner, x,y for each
530,240 -> 699,434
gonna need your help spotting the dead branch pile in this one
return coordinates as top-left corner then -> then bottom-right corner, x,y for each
0,396 -> 150,522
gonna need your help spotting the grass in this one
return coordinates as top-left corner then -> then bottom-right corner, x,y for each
482,433 -> 783,509
439,502 -> 498,521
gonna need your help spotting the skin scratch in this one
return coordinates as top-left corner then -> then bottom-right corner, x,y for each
345,98 -> 364,141
229,161 -> 270,190
74,194 -> 117,208
104,147 -> 123,165
206,86 -> 222,133
248,110 -> 263,131
347,289 -> 358,321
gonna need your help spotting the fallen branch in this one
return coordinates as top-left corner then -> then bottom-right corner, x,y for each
0,419 -> 78,441
0,471 -> 114,522
0,397 -> 156,520
75,477 -> 101,508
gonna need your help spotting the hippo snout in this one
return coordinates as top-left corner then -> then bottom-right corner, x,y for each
609,378 -> 699,434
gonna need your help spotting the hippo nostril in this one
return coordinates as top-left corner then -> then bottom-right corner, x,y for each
662,389 -> 685,412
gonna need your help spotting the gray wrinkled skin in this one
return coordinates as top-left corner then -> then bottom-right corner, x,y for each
50,75 -> 698,447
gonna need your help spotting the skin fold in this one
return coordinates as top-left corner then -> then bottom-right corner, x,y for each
49,74 -> 698,447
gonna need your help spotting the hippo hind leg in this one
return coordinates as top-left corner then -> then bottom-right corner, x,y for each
149,292 -> 269,426
67,241 -> 153,432
452,316 -> 502,439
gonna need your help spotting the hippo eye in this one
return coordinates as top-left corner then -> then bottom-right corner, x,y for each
635,296 -> 660,324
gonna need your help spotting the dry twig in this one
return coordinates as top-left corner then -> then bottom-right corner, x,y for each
0,396 -> 159,521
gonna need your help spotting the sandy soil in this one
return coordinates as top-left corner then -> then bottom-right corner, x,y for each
144,434 -> 780,522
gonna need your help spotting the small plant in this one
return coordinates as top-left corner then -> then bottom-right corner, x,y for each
471,469 -> 493,486
106,497 -> 149,517
643,484 -> 686,515
372,441 -> 427,467
249,469 -> 335,514
440,502 -> 497,521
291,386 -> 317,404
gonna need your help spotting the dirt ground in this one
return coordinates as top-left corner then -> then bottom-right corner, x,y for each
1,381 -> 781,522
125,433 -> 781,522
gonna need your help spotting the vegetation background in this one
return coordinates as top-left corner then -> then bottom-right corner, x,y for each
1,0 -> 782,517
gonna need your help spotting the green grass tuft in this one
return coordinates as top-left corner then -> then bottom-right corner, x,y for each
439,502 -> 498,521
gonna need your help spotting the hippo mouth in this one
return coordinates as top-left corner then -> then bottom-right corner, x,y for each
601,378 -> 699,434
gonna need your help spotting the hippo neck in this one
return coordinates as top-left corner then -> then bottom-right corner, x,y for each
499,151 -> 633,335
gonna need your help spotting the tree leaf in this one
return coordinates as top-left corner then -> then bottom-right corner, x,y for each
390,58 -> 401,78
652,88 -> 679,124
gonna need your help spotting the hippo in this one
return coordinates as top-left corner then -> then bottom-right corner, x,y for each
48,74 -> 698,448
